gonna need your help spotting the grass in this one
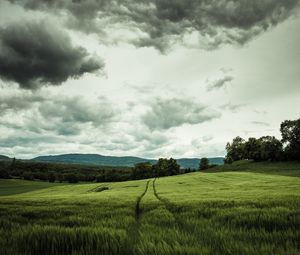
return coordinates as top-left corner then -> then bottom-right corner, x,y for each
0,179 -> 64,196
0,161 -> 299,254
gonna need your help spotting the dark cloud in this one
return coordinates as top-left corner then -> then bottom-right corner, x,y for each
142,98 -> 220,130
0,19 -> 104,89
8,0 -> 300,51
207,75 -> 234,91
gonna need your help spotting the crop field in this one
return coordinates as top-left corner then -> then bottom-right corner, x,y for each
0,162 -> 299,255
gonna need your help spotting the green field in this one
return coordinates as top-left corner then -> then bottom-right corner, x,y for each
0,161 -> 299,255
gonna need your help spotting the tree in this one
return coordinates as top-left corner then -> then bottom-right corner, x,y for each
199,157 -> 209,170
167,158 -> 180,175
153,158 -> 180,177
65,173 -> 78,183
48,172 -> 56,183
132,162 -> 153,179
225,136 -> 245,163
33,172 -> 48,181
280,119 -> 300,160
224,156 -> 233,164
259,136 -> 282,161
22,172 -> 34,181
56,174 -> 64,183
10,157 -> 16,171
0,169 -> 10,179
244,138 -> 261,161
154,158 -> 169,177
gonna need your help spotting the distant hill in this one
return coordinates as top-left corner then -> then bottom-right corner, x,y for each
0,155 -> 10,160
32,153 -> 224,169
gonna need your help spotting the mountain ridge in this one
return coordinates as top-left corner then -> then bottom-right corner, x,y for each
0,155 -> 10,160
32,153 -> 224,169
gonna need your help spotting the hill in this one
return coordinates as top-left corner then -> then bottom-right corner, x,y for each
0,155 -> 10,160
32,153 -> 224,168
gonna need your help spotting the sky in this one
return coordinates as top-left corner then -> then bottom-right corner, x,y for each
0,0 -> 300,159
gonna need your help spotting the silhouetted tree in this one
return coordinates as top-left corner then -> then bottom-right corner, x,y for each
280,118 -> 300,160
132,162 -> 153,179
153,158 -> 180,177
199,157 -> 209,170
10,157 -> 16,171
168,158 -> 180,175
259,136 -> 282,161
65,173 -> 78,183
225,136 -> 245,162
48,172 -> 56,183
0,169 -> 10,179
244,138 -> 261,161
23,172 -> 34,181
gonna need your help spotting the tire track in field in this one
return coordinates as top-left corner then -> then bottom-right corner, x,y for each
152,178 -> 189,232
152,178 -> 218,238
152,178 -> 180,221
152,178 -> 172,210
135,180 -> 150,220
126,180 -> 150,254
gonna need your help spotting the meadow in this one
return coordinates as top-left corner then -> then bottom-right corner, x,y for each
0,161 -> 299,255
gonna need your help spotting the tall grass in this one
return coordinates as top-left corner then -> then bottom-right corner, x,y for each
0,162 -> 299,254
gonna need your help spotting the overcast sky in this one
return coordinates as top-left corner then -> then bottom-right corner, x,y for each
0,0 -> 300,159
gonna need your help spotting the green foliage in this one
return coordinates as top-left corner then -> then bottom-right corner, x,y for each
225,118 -> 300,164
0,157 -> 185,183
0,159 -> 133,183
153,158 -> 180,177
48,173 -> 56,183
281,118 -> 300,160
199,157 -> 209,170
22,172 -> 34,181
0,169 -> 10,179
64,173 -> 78,183
225,136 -> 245,162
132,162 -> 153,180
259,136 -> 283,161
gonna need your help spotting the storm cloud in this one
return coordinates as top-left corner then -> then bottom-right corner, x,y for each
0,19 -> 104,89
1,0 -> 300,159
142,98 -> 220,130
7,0 -> 300,51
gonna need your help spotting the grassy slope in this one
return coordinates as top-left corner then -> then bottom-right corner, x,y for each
0,161 -> 299,255
211,160 -> 300,177
0,179 -> 64,196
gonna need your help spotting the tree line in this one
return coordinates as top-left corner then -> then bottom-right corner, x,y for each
0,159 -> 133,183
225,118 -> 300,163
0,157 -> 199,183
